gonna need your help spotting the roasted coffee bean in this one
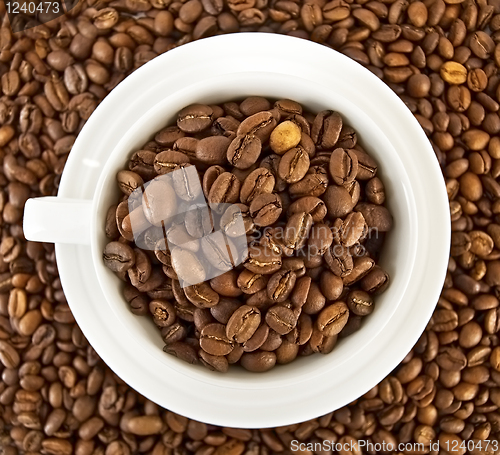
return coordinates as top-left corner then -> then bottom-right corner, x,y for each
289,166 -> 329,198
347,290 -> 374,316
267,270 -> 296,303
288,196 -> 327,223
277,147 -> 310,184
184,282 -> 220,308
177,104 -> 213,133
237,270 -> 268,295
244,245 -> 282,275
200,323 -> 234,356
249,193 -> 282,226
103,242 -> 135,273
196,136 -> 232,165
226,305 -> 261,343
116,170 -> 144,195
240,167 -> 275,204
220,203 -> 253,237
284,212 -> 313,251
227,134 -> 262,169
329,148 -> 358,185
317,302 -> 349,337
324,185 -> 355,218
208,172 -> 241,206
311,110 -> 343,149
265,305 -> 297,335
237,111 -> 277,143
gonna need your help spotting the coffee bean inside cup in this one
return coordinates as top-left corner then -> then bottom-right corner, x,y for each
103,97 -> 393,372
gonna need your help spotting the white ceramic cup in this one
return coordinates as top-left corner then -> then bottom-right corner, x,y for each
23,33 -> 450,428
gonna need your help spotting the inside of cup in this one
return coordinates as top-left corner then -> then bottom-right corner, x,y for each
92,71 -> 416,389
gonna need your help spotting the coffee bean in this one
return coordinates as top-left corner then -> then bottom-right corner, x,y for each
240,351 -> 276,372
311,110 -> 342,149
177,104 -> 213,133
227,134 -> 262,169
278,147 -> 310,184
347,290 -> 374,316
329,148 -> 358,185
208,172 -> 241,206
244,245 -> 282,275
267,270 -> 296,303
269,120 -> 302,155
200,323 -> 234,356
240,167 -> 275,204
103,242 -> 135,273
237,111 -> 277,143
324,185 -> 355,219
265,305 -> 298,335
226,305 -> 261,343
196,136 -> 232,165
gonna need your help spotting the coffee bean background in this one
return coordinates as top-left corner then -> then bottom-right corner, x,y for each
0,0 -> 499,451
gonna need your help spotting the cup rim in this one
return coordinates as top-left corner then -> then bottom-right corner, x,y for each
56,33 -> 450,427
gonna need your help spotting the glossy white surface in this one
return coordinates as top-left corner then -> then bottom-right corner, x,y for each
24,197 -> 92,245
44,33 -> 448,428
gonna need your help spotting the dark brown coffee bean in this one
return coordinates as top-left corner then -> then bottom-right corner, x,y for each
324,185 -> 355,218
103,242 -> 135,273
360,266 -> 390,294
196,136 -> 232,165
278,147 -> 310,184
288,196 -> 327,223
240,351 -> 276,372
284,212 -> 313,251
237,111 -> 277,143
325,243 -> 354,277
237,270 -> 268,295
302,282 -> 326,315
311,110 -> 343,149
227,134 -> 262,169
317,302 -> 349,336
289,166 -> 329,198
347,290 -> 374,316
154,150 -> 190,175
226,305 -> 261,343
267,270 -> 296,303
329,148 -> 358,185
355,203 -> 393,232
184,282 -> 220,308
116,170 -> 143,195
208,172 -> 241,206
210,271 -> 242,298
240,167 -> 275,204
177,104 -> 213,133
244,245 -> 282,275
199,350 -> 229,372
249,193 -> 282,227
265,305 -> 298,335
200,323 -> 234,356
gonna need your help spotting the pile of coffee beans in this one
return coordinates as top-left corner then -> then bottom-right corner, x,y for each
103,98 -> 393,372
0,0 -> 499,450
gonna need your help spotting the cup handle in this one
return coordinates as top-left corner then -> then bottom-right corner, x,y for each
23,197 -> 93,245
